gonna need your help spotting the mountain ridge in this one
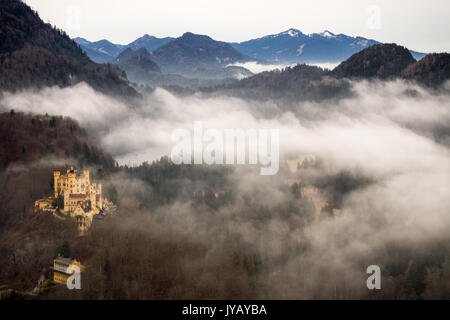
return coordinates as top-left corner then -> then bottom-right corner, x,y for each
0,0 -> 137,97
402,53 -> 450,86
329,43 -> 417,79
74,28 -> 427,66
113,47 -> 161,83
127,34 -> 174,52
201,43 -> 449,102
230,28 -> 426,63
73,37 -> 126,63
74,34 -> 173,63
148,32 -> 253,79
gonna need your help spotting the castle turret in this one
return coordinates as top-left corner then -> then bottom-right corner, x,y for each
64,190 -> 70,213
90,191 -> 96,209
54,171 -> 61,198
97,183 -> 102,207
83,169 -> 90,186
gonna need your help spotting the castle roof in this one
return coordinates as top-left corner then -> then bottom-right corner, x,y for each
54,256 -> 76,265
56,168 -> 87,178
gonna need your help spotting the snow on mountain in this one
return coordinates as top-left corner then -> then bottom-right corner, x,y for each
75,29 -> 427,66
318,30 -> 336,38
280,28 -> 301,37
230,28 -> 381,63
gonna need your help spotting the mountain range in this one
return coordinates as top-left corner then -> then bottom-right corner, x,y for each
75,28 -> 426,66
74,34 -> 174,63
148,32 -> 253,79
72,38 -> 126,63
205,43 -> 449,103
0,0 -> 446,95
231,28 -> 426,63
76,32 -> 253,79
113,47 -> 240,89
329,43 -> 449,86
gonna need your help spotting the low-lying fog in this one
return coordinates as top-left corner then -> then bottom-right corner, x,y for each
1,79 -> 449,297
228,61 -> 339,74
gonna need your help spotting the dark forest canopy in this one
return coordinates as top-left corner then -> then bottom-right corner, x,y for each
0,0 -> 138,98
197,44 -> 449,103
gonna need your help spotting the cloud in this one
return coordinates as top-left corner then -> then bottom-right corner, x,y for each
0,82 -> 128,133
227,62 -> 339,75
227,62 -> 294,74
1,79 -> 448,179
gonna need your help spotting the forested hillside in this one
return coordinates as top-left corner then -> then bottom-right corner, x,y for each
0,0 -> 137,97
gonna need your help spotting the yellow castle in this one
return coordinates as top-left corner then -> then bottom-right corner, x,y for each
35,167 -> 114,235
54,167 -> 102,214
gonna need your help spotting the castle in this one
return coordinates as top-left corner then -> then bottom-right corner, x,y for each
35,167 -> 114,235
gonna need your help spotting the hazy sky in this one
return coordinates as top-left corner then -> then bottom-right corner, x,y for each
24,0 -> 450,53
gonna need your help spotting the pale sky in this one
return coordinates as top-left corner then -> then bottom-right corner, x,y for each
24,0 -> 450,53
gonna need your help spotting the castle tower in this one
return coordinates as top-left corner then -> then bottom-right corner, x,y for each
83,169 -> 90,186
54,171 -> 61,198
90,184 -> 96,208
97,183 -> 102,208
67,168 -> 76,194
64,191 -> 70,214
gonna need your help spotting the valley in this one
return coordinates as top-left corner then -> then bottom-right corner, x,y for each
0,0 -> 449,301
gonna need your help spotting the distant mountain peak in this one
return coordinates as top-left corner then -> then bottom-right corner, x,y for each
281,28 -> 302,37
330,43 -> 416,79
149,32 -> 251,78
126,34 -> 174,53
180,32 -> 212,41
141,34 -> 155,39
96,39 -> 116,45
231,28 -> 382,63
73,37 -> 91,45
319,30 -> 336,38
